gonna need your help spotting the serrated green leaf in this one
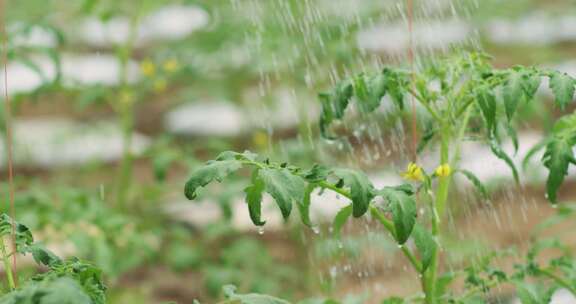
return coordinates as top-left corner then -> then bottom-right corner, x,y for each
417,121 -> 435,153
521,73 -> 541,101
319,81 -> 353,138
245,171 -> 266,226
541,114 -> 576,204
457,170 -> 489,200
476,87 -> 497,134
379,188 -> 416,244
515,282 -> 555,304
413,223 -> 436,271
297,184 -> 316,227
259,168 -> 306,219
489,139 -> 519,184
542,136 -> 576,204
30,244 -> 62,267
333,169 -> 375,217
503,72 -> 524,121
222,285 -> 291,304
549,71 -> 575,109
184,159 -> 243,200
303,164 -> 332,183
354,74 -> 381,113
384,68 -> 408,110
0,214 -> 33,254
332,205 -> 353,238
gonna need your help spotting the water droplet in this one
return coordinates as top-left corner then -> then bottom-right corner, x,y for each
311,226 -> 320,234
257,227 -> 265,235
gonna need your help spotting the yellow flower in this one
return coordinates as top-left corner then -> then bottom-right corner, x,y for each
252,131 -> 269,148
402,162 -> 424,182
153,78 -> 167,92
140,59 -> 156,77
162,58 -> 179,73
119,90 -> 134,105
434,163 -> 451,177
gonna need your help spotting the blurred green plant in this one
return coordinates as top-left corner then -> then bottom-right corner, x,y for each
0,214 -> 106,303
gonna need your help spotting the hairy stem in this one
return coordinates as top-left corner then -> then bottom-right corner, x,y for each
0,237 -> 15,291
425,123 -> 451,304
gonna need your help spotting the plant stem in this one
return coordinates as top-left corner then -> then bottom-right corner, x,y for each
0,237 -> 15,291
316,181 -> 425,276
116,108 -> 134,209
114,7 -> 141,208
370,206 -> 422,273
425,122 -> 451,304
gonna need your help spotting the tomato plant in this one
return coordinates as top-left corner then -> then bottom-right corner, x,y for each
185,52 -> 576,303
0,214 -> 106,303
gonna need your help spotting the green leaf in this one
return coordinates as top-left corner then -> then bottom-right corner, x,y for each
503,72 -> 524,121
521,73 -> 541,101
549,71 -> 575,109
515,282 -> 554,304
417,121 -> 435,153
221,285 -> 291,304
412,223 -> 436,271
457,170 -> 489,200
303,164 -> 332,183
542,137 -> 576,204
542,113 -> 576,204
489,139 -> 519,184
354,74 -> 381,113
0,214 -> 33,254
522,139 -> 548,170
30,244 -> 62,267
379,188 -> 416,244
476,87 -> 497,134
244,171 -> 266,226
297,184 -> 316,227
381,297 -> 404,304
384,68 -> 408,110
332,205 -> 353,238
319,81 -> 353,138
184,159 -> 243,200
333,169 -> 375,217
259,168 -> 306,219
0,277 -> 93,304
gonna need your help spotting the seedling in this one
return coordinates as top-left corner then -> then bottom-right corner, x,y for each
185,52 -> 576,303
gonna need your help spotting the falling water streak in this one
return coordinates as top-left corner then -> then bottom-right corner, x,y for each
1,0 -> 19,287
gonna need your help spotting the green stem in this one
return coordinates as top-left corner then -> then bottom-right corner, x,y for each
317,181 -> 425,276
370,206 -> 422,273
425,123 -> 451,304
539,268 -> 576,296
0,237 -> 15,291
114,6 -> 141,208
116,109 -> 134,209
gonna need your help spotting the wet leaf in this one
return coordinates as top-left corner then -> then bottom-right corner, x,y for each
245,170 -> 266,226
549,71 -> 575,110
333,169 -> 375,217
379,187 -> 416,244
259,168 -> 306,219
413,223 -> 436,271
184,159 -> 243,200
